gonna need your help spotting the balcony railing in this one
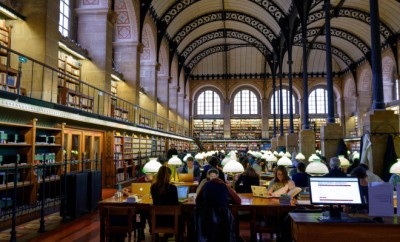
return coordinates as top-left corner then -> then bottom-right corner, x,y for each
0,46 -> 189,136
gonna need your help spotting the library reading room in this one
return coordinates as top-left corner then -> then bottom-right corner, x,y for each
1,0 -> 400,242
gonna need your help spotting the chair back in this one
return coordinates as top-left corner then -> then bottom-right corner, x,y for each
105,206 -> 136,241
151,205 -> 181,241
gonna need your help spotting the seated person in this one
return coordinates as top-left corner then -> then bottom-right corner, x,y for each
200,156 -> 225,183
267,165 -> 296,197
197,168 -> 218,193
323,157 -> 347,177
235,166 -> 260,193
291,162 -> 310,188
346,158 -> 360,175
358,163 -> 383,182
252,158 -> 266,174
195,168 -> 241,241
349,167 -> 369,213
180,156 -> 201,181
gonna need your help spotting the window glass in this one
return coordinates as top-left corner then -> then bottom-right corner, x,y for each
234,89 -> 258,115
196,90 -> 221,115
59,0 -> 70,37
309,88 -> 328,114
271,89 -> 296,114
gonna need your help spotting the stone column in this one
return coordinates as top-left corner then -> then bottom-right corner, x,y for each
286,133 -> 299,153
271,137 -> 277,151
113,41 -> 141,104
320,123 -> 342,161
178,93 -> 185,117
363,110 -> 400,178
223,99 -> 231,138
139,62 -> 157,113
157,76 -> 169,107
12,0 -> 59,102
261,98 -> 269,138
277,135 -> 286,152
76,3 -> 114,116
299,130 -> 316,164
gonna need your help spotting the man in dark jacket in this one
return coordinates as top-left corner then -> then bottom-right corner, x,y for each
195,169 -> 241,242
181,156 -> 201,181
324,157 -> 347,177
167,143 -> 178,160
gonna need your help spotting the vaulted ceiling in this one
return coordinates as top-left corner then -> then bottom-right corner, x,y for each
143,0 -> 400,80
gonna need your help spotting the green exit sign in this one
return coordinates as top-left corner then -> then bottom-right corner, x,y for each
19,56 -> 27,63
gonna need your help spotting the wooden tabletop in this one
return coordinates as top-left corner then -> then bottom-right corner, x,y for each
99,193 -> 292,207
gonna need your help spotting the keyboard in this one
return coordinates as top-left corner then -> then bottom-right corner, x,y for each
318,216 -> 376,223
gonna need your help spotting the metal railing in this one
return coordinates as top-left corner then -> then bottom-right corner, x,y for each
0,46 -> 190,136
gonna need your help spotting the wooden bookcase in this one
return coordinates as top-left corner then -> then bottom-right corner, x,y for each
193,119 -> 224,139
0,20 -> 18,94
0,119 -> 64,209
231,119 -> 261,139
57,51 -> 94,112
110,80 -> 129,121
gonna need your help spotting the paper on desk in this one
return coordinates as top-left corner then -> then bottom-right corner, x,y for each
368,182 -> 393,217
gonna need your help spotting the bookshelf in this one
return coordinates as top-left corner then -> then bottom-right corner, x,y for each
268,117 -> 300,135
193,119 -> 224,139
57,51 -> 94,112
310,117 -> 340,140
110,80 -> 129,121
231,119 -> 261,139
0,119 -> 64,209
0,19 -> 18,94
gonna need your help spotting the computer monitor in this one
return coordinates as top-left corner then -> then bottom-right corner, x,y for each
309,177 -> 362,220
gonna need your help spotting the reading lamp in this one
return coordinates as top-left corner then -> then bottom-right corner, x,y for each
295,152 -> 306,161
338,155 -> 350,167
194,153 -> 205,166
223,158 -> 244,189
306,158 -> 329,176
142,157 -> 162,174
308,153 -> 320,162
277,155 -> 293,166
390,159 -> 400,174
285,152 -> 292,159
266,153 -> 278,172
183,153 -> 192,162
168,155 -> 182,181
352,151 -> 360,161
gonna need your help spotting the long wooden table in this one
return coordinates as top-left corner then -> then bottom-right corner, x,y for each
290,212 -> 400,242
98,193 -> 296,241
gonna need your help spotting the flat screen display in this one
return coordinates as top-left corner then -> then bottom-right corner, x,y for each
309,177 -> 362,205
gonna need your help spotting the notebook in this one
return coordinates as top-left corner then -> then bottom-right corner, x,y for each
131,183 -> 151,196
177,186 -> 189,203
178,173 -> 194,182
251,185 -> 271,198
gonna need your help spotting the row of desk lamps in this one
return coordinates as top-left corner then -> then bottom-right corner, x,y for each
141,149 -> 400,180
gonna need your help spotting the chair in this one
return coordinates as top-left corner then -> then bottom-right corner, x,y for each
151,205 -> 181,242
105,206 -> 136,242
250,206 -> 292,242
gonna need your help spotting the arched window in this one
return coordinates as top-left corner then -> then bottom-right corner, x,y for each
59,0 -> 71,37
309,88 -> 328,114
233,89 -> 258,115
270,89 -> 296,114
197,90 -> 221,115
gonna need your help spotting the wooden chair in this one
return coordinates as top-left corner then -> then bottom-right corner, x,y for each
250,206 -> 290,242
151,205 -> 181,242
105,206 -> 136,242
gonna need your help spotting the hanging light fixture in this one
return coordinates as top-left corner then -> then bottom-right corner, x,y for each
338,155 -> 350,167
142,157 -> 162,174
306,158 -> 329,175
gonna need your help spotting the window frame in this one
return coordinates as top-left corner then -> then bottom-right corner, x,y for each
194,88 -> 223,118
308,86 -> 337,116
270,87 -> 298,115
59,0 -> 71,37
231,87 -> 261,118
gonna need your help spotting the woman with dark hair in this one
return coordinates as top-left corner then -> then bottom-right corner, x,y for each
151,166 -> 178,205
235,166 -> 260,193
267,165 -> 295,196
150,166 -> 179,240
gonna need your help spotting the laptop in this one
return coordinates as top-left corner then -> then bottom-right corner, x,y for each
178,173 -> 194,182
131,183 -> 151,196
177,186 -> 189,203
251,185 -> 271,198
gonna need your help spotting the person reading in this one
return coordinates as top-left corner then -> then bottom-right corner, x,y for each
267,165 -> 295,197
